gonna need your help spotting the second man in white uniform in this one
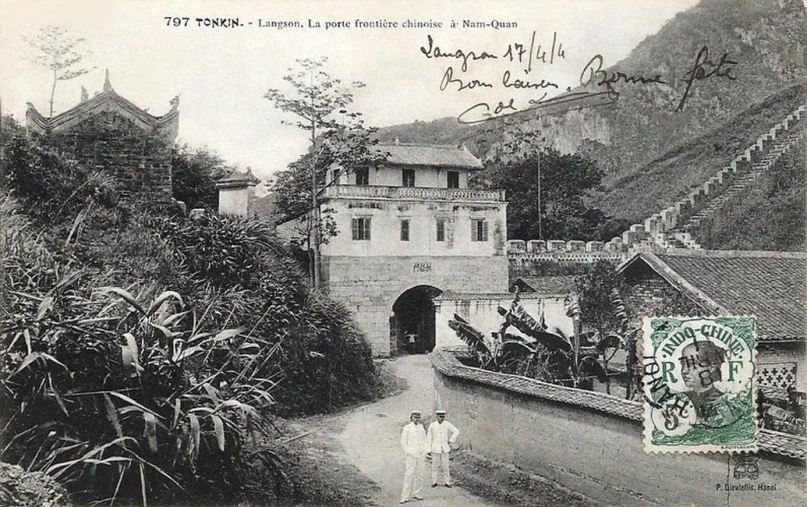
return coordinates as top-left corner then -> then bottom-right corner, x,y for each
426,409 -> 459,487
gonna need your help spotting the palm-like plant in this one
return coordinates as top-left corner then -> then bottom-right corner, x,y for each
1,270 -> 281,505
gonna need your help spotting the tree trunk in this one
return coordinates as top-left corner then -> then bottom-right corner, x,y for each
311,151 -> 321,290
309,116 -> 321,291
49,70 -> 57,116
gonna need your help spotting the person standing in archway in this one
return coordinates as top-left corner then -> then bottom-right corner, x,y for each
426,409 -> 459,488
406,331 -> 418,353
400,410 -> 427,503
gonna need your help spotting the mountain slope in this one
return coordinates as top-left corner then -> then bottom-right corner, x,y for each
378,0 -> 806,224
593,83 -> 805,220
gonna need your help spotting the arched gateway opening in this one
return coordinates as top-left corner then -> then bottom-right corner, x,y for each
391,285 -> 442,354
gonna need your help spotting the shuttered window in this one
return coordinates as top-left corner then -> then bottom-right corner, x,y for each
447,171 -> 460,188
352,217 -> 371,240
402,169 -> 415,187
355,167 -> 369,186
471,219 -> 488,242
436,218 -> 446,242
400,219 -> 410,241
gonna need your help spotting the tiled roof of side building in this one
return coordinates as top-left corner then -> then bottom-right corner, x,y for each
26,72 -> 179,135
511,275 -> 578,296
216,168 -> 261,187
374,143 -> 483,169
622,250 -> 807,342
435,292 -> 553,302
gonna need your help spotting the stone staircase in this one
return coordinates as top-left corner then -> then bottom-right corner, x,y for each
677,130 -> 805,234
505,104 -> 807,262
635,104 -> 806,251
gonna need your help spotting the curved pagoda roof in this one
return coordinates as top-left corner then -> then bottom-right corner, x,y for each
216,167 -> 261,189
25,70 -> 179,140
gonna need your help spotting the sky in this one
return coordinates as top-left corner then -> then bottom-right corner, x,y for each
0,0 -> 700,187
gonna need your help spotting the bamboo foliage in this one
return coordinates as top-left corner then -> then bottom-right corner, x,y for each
1,259 -> 281,505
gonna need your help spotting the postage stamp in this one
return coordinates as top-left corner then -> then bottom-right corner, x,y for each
642,316 -> 758,454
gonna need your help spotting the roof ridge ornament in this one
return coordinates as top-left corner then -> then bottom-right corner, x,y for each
103,69 -> 114,92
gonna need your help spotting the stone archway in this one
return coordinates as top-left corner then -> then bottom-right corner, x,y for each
391,285 -> 442,354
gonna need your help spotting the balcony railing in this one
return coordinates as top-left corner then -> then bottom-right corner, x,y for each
321,185 -> 506,202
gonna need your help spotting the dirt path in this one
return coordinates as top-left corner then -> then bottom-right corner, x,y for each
340,355 -> 495,507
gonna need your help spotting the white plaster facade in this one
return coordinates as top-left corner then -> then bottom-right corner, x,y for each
216,168 -> 260,217
277,143 -> 509,356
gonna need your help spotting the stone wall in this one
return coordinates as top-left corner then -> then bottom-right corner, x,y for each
323,255 -> 508,356
218,186 -> 254,217
431,349 -> 806,507
39,111 -> 174,205
642,105 -> 805,249
504,105 -> 807,256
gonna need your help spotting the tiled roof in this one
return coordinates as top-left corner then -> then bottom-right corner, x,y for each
511,275 -> 577,296
621,250 -> 806,342
216,168 -> 260,188
26,90 -> 178,136
375,143 -> 482,169
435,292 -> 552,302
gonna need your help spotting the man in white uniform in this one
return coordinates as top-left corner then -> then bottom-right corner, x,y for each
400,410 -> 427,503
426,409 -> 459,487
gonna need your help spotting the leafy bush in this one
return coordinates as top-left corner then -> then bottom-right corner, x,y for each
272,293 -> 378,416
2,132 -> 121,226
166,213 -> 285,290
164,213 -> 381,416
0,120 -> 384,504
1,223 -> 284,504
171,144 -> 232,211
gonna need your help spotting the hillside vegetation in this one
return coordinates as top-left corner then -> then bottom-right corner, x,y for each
692,143 -> 805,251
0,116 -> 382,505
592,83 -> 805,221
377,0 -> 806,229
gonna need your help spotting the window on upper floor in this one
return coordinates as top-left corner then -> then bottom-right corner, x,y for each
355,167 -> 369,186
471,219 -> 488,242
436,218 -> 446,242
447,171 -> 460,189
352,217 -> 371,240
400,219 -> 410,241
402,169 -> 415,187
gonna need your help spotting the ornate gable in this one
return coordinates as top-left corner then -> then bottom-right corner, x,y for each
25,71 -> 179,140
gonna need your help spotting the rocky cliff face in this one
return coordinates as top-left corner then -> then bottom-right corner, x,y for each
378,0 -> 806,220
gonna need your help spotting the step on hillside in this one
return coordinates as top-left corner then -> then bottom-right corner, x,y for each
605,105 -> 803,252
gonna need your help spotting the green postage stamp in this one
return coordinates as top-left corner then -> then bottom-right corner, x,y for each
642,316 -> 757,453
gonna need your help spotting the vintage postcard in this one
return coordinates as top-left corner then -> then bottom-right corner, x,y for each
642,316 -> 758,454
1,0 -> 804,506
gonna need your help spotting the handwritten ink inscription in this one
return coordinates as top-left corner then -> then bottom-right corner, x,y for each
676,46 -> 738,112
420,34 -> 739,124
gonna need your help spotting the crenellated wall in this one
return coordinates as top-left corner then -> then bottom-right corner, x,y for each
507,237 -> 630,268
641,105 -> 805,250
506,105 -> 807,262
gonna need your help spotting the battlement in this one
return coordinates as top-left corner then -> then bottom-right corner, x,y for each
635,105 -> 805,250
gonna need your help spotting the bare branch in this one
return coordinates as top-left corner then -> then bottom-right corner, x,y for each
23,25 -> 93,115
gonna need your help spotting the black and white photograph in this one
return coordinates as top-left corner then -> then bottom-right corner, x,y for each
1,0 -> 805,505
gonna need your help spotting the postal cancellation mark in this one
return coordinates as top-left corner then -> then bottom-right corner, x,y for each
642,316 -> 758,454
